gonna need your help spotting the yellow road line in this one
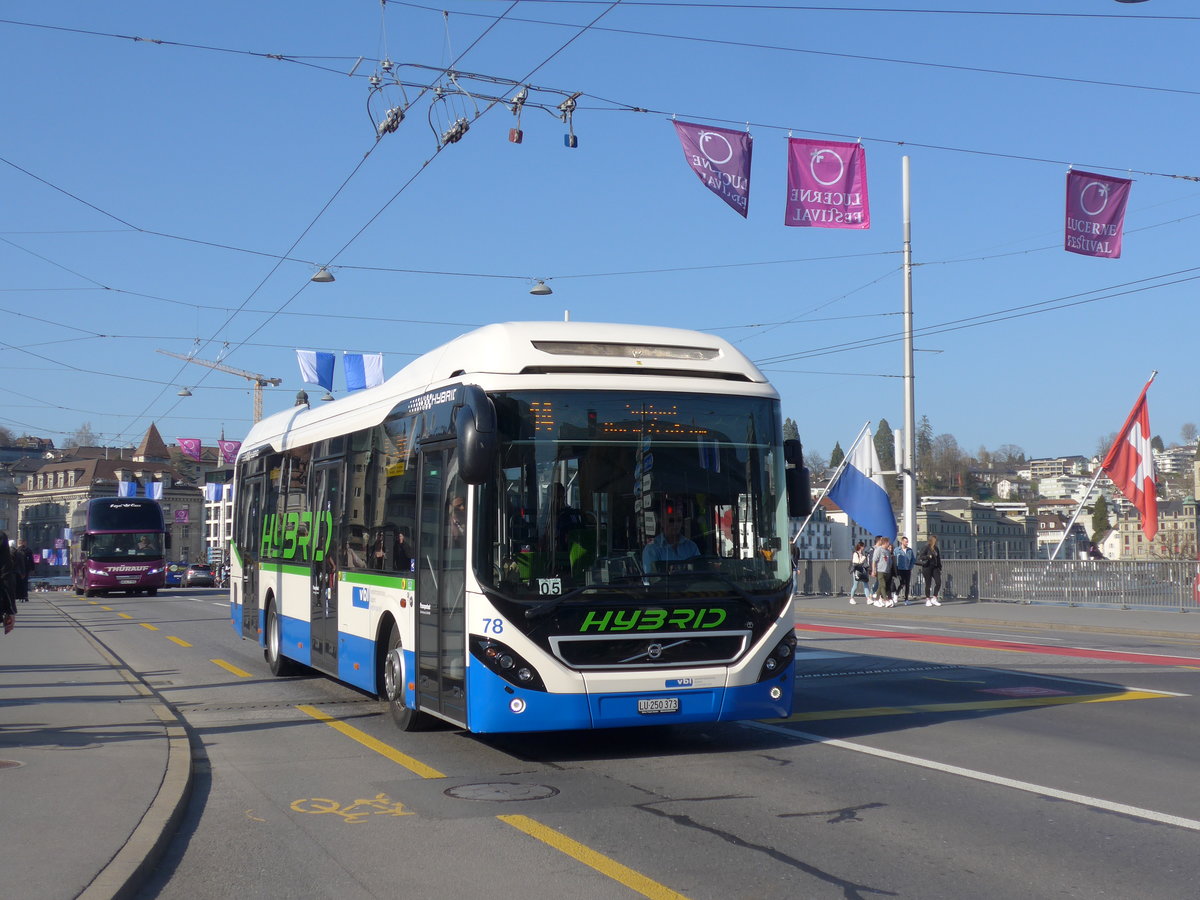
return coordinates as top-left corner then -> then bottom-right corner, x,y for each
118,612 -> 132,619
167,636 -> 192,647
139,622 -> 159,631
777,689 -> 1172,723
297,705 -> 445,779
211,659 -> 252,678
301,708 -> 691,897
498,814 -> 692,900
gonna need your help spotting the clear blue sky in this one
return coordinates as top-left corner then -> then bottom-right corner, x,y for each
1,1 -> 1195,463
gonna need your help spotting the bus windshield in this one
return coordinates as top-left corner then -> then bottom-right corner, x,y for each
478,390 -> 789,603
88,532 -> 165,561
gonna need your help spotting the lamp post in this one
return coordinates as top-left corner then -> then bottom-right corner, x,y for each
901,156 -> 917,543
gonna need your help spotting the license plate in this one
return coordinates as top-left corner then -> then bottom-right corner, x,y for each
117,578 -> 138,584
637,697 -> 679,715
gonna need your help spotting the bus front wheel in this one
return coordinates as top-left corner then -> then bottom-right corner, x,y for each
383,623 -> 428,732
265,601 -> 297,677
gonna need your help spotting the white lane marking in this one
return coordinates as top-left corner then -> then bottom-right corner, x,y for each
1068,645 -> 1200,664
749,721 -> 1200,831
813,622 -> 1067,643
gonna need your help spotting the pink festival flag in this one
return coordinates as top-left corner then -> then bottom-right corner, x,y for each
1064,169 -> 1131,259
672,121 -> 752,217
785,138 -> 870,229
218,439 -> 242,465
177,438 -> 202,462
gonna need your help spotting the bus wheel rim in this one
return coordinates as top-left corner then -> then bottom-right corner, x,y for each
385,648 -> 404,703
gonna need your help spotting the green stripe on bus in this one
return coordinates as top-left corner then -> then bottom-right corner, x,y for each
260,562 -> 311,577
340,572 -> 412,589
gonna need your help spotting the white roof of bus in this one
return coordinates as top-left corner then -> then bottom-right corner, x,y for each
239,321 -> 771,455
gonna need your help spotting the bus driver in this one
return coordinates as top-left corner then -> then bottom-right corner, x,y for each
642,506 -> 700,573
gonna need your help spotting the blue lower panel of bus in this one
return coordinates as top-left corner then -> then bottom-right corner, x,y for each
337,632 -> 376,693
466,660 -> 795,733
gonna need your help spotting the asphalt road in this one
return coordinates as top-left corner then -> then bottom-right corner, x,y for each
56,589 -> 1199,900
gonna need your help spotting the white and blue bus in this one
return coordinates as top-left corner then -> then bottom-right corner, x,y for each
230,321 -> 811,733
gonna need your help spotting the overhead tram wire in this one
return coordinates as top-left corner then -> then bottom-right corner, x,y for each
753,266 -> 1200,367
403,3 -> 1200,99
212,0 -> 628,372
7,12 -> 1199,178
396,2 -> 1195,23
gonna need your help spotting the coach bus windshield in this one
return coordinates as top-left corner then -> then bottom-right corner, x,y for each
87,532 -> 165,561
477,390 -> 790,603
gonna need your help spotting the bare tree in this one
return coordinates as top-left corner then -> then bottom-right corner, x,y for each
64,422 -> 99,449
1181,422 -> 1197,445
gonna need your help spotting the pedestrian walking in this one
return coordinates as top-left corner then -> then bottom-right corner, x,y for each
918,534 -> 942,606
871,536 -> 896,607
894,536 -> 915,605
13,538 -> 35,603
848,541 -> 870,604
0,533 -> 17,633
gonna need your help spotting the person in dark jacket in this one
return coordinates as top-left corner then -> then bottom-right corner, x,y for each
0,533 -> 17,633
918,534 -> 942,606
13,538 -> 35,602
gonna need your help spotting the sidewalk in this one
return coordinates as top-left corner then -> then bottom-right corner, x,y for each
794,592 -> 1200,640
0,594 -> 191,900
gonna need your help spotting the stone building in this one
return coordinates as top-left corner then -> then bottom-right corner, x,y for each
16,424 -> 205,571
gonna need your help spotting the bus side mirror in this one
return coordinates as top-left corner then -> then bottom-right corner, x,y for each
784,439 -> 812,517
457,384 -> 498,485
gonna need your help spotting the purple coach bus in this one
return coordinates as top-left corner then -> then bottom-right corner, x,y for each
71,497 -> 169,597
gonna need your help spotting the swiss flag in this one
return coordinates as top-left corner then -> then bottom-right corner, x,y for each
1101,380 -> 1158,541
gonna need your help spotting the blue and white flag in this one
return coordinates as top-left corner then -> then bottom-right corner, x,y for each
296,349 -> 335,391
826,427 -> 896,540
117,481 -> 137,498
344,352 -> 384,391
204,483 -> 221,502
145,482 -> 163,500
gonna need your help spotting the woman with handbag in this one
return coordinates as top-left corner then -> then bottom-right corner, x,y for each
918,534 -> 942,606
848,541 -> 870,604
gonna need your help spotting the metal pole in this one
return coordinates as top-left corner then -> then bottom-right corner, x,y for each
901,156 -> 917,542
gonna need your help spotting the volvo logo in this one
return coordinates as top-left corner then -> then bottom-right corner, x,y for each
646,643 -> 663,660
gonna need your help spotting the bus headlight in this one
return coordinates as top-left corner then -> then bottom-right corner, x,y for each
758,631 -> 797,682
471,636 -> 546,691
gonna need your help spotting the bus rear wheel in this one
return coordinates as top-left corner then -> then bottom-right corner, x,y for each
383,623 -> 428,732
265,601 -> 298,677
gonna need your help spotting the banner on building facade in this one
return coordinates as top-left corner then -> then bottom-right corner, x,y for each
178,438 -> 202,462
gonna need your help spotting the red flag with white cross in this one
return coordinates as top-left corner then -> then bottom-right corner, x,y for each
1101,375 -> 1158,541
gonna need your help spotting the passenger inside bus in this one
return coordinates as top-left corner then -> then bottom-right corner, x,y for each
449,496 -> 467,548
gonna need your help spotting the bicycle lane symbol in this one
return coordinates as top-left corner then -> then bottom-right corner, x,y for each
290,792 -> 414,824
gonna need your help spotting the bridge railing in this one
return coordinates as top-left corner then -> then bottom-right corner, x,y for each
795,558 -> 1198,611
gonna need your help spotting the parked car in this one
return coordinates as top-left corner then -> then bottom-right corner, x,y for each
183,564 -> 215,588
165,562 -> 186,587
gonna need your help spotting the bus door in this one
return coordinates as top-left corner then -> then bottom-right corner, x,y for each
239,473 -> 266,639
414,445 -> 467,725
310,460 -> 342,672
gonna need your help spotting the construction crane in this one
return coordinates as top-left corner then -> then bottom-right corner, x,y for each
157,349 -> 283,423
